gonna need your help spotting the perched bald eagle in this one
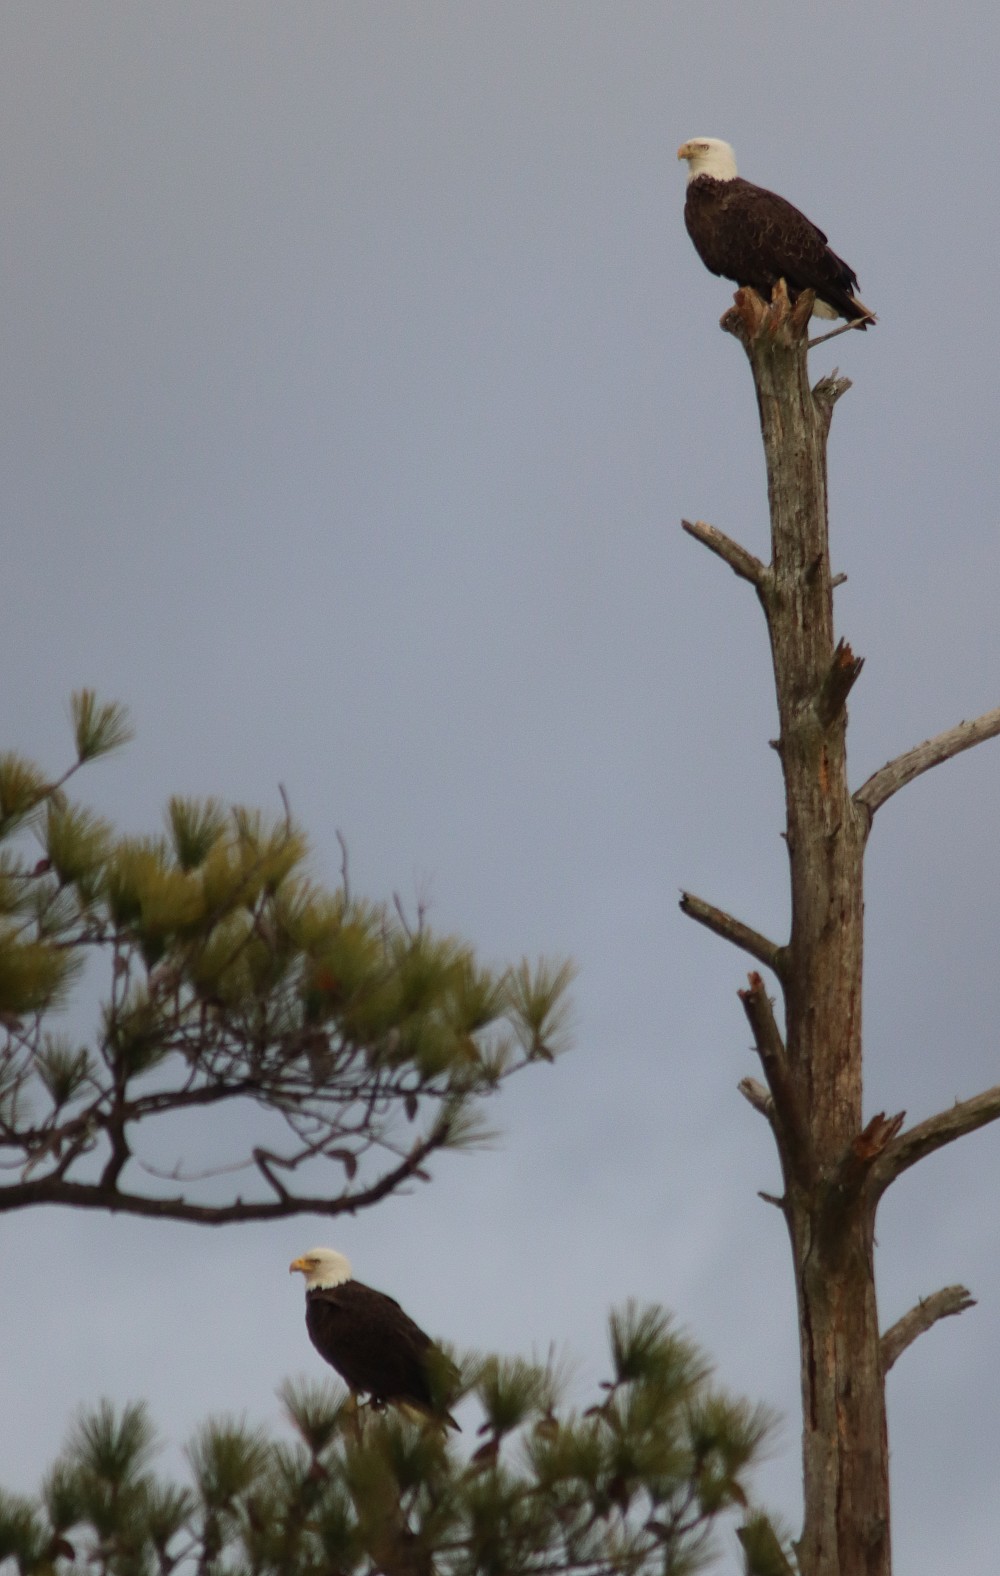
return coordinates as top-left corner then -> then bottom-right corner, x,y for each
677,138 -> 875,328
289,1248 -> 460,1428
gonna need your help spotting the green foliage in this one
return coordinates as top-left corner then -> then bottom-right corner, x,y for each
186,1419 -> 272,1509
0,755 -> 49,836
0,699 -> 572,1223
70,692 -> 133,766
0,937 -> 77,1020
7,1309 -> 774,1576
506,957 -> 576,1062
608,1301 -> 706,1391
0,1492 -> 47,1573
165,797 -> 228,872
476,1355 -> 560,1438
43,803 -> 111,892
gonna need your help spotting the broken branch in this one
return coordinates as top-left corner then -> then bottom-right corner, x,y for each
739,1076 -> 774,1120
834,1110 -> 906,1201
815,639 -> 865,728
738,972 -> 810,1184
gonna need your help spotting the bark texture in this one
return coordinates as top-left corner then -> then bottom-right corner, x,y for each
683,282 -> 1000,1576
715,285 -> 886,1576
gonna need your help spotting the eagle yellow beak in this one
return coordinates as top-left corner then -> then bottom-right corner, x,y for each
289,1256 -> 309,1274
677,142 -> 691,160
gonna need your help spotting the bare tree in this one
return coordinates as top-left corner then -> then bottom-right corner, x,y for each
679,283 -> 1000,1576
0,693 -> 572,1224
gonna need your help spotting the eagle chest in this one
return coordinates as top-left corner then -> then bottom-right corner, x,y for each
305,1286 -> 430,1402
684,181 -> 743,279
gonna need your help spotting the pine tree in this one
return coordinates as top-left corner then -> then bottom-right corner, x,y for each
0,1305 -> 774,1576
0,692 -> 572,1224
0,695 -> 786,1574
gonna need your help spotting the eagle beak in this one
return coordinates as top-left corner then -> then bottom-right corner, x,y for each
289,1256 -> 308,1274
677,143 -> 690,161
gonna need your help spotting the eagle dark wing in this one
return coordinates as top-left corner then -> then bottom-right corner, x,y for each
685,176 -> 864,322
305,1280 -> 459,1426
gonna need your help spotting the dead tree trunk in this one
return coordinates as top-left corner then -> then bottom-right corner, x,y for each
680,283 -> 1000,1576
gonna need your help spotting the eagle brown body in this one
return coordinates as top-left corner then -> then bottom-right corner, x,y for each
678,139 -> 874,328
291,1248 -> 460,1428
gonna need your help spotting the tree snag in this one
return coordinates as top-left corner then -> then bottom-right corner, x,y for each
682,282 -> 1000,1576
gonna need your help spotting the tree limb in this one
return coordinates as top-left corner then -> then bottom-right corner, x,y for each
871,1083 -> 1000,1196
680,519 -> 767,587
855,705 -> 1000,819
737,972 -> 809,1184
0,1123 -> 449,1223
881,1286 -> 976,1373
679,892 -> 785,978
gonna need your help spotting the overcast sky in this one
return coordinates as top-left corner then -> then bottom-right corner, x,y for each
3,4 -> 999,1571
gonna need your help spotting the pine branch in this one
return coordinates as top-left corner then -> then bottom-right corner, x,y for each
678,893 -> 785,979
855,705 -> 1000,819
0,1123 -> 451,1223
881,1285 -> 976,1373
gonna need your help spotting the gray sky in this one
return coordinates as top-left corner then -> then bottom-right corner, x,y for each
3,4 -> 999,1570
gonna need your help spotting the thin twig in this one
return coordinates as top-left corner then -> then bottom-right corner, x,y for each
855,705 -> 1000,819
807,312 -> 876,348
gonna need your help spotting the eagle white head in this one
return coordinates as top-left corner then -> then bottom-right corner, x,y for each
289,1246 -> 353,1290
677,138 -> 738,183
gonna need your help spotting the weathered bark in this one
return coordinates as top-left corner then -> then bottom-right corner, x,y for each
704,284 -> 885,1576
682,281 -> 1000,1576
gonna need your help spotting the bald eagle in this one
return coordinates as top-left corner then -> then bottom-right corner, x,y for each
289,1248 -> 460,1428
677,138 -> 875,328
